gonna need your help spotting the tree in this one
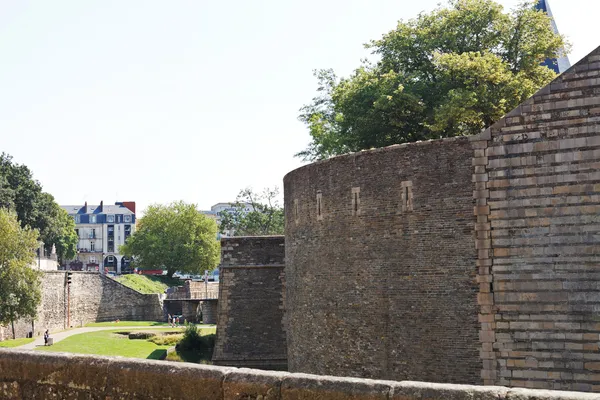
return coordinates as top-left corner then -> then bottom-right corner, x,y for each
0,153 -> 77,263
297,0 -> 569,161
0,209 -> 42,339
219,187 -> 284,236
121,201 -> 220,278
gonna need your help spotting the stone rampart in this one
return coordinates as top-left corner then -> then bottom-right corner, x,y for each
213,236 -> 287,370
284,137 -> 479,383
473,46 -> 600,391
1,271 -> 163,340
1,349 -> 598,400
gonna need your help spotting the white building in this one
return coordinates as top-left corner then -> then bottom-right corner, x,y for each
200,202 -> 253,238
61,201 -> 136,274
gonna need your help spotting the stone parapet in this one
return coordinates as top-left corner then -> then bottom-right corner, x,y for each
1,349 -> 598,399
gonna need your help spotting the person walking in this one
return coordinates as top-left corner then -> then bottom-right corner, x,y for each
43,330 -> 49,346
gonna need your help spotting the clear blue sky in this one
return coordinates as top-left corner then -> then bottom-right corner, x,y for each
1,0 -> 596,213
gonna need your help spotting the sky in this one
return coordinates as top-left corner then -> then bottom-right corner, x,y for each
1,0 -> 597,214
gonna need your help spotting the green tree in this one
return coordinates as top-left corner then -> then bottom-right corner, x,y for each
0,209 -> 42,339
219,187 -> 284,236
297,0 -> 568,161
0,153 -> 77,262
121,201 -> 220,278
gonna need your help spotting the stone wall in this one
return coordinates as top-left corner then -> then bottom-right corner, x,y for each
213,236 -> 287,370
0,271 -> 163,340
473,46 -> 600,391
1,349 -> 598,400
284,137 -> 480,383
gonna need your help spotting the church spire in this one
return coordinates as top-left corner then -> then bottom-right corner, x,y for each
535,0 -> 571,73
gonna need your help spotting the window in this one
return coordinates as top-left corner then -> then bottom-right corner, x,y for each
316,192 -> 323,221
294,199 -> 299,223
108,256 -> 114,262
401,181 -> 413,212
74,215 -> 80,223
107,215 -> 115,223
75,229 -> 79,238
90,242 -> 95,251
89,215 -> 96,223
351,187 -> 360,216
124,215 -> 131,223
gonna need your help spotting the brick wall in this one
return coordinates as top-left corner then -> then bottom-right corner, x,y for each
284,138 -> 480,383
0,272 -> 163,340
2,349 -> 599,400
213,236 -> 287,370
474,46 -> 600,391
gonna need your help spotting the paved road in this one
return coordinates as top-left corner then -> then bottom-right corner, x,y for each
17,325 -> 195,350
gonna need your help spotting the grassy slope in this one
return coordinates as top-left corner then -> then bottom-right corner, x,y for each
0,337 -> 35,348
114,274 -> 183,294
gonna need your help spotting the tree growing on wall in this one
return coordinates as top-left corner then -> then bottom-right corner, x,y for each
0,153 -> 77,263
121,201 -> 220,278
219,187 -> 284,236
0,209 -> 42,339
297,0 -> 569,161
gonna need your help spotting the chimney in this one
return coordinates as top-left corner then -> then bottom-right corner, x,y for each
121,201 -> 136,214
100,200 -> 103,212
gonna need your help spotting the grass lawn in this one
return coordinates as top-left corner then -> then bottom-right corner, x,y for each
114,274 -> 183,294
0,337 -> 35,348
37,330 -> 171,359
85,321 -> 169,327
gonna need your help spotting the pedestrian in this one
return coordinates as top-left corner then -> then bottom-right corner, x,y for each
168,314 -> 172,327
44,330 -> 49,346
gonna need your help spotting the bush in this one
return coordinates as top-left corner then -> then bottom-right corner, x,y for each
149,333 -> 183,346
175,323 -> 215,363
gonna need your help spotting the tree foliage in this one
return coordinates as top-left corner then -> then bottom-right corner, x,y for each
121,201 -> 220,277
0,153 -> 77,263
219,187 -> 284,236
0,209 -> 42,337
297,0 -> 569,160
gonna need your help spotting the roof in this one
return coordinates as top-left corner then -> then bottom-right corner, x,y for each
61,204 -> 135,215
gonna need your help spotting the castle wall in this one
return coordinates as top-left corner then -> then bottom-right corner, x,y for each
474,46 -> 600,392
2,349 -> 597,400
284,138 -> 480,383
212,236 -> 287,370
1,271 -> 163,340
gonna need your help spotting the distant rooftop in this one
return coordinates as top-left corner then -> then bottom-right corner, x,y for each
61,202 -> 135,215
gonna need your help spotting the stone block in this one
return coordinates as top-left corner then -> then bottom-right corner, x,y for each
281,373 -> 390,400
224,368 -> 287,400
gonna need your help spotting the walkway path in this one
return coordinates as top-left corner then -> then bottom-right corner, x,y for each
17,325 -> 201,350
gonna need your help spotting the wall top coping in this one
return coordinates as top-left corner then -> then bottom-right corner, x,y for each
283,136 -> 472,183
221,235 -> 285,242
220,264 -> 285,269
1,349 -> 598,400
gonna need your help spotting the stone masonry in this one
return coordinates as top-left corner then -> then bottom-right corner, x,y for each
284,137 -> 479,383
282,45 -> 600,392
2,349 -> 600,400
213,236 -> 287,370
1,271 -> 163,340
473,46 -> 600,391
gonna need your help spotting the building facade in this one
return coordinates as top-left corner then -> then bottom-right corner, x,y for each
61,201 -> 136,274
201,202 -> 253,238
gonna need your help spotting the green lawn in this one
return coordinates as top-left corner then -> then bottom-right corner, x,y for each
0,337 -> 35,348
114,274 -> 183,294
85,321 -> 169,327
37,330 -> 171,359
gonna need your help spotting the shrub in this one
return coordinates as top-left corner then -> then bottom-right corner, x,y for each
149,333 -> 183,346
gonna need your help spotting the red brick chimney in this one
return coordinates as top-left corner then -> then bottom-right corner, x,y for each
121,201 -> 136,214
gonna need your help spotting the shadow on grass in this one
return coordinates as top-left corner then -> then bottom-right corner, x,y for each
147,349 -> 167,360
171,333 -> 215,364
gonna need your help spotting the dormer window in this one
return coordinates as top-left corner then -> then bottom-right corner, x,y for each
89,215 -> 97,223
107,215 -> 115,223
124,215 -> 132,223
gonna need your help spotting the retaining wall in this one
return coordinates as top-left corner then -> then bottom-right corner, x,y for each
0,349 -> 598,400
213,236 -> 287,370
0,271 -> 163,340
